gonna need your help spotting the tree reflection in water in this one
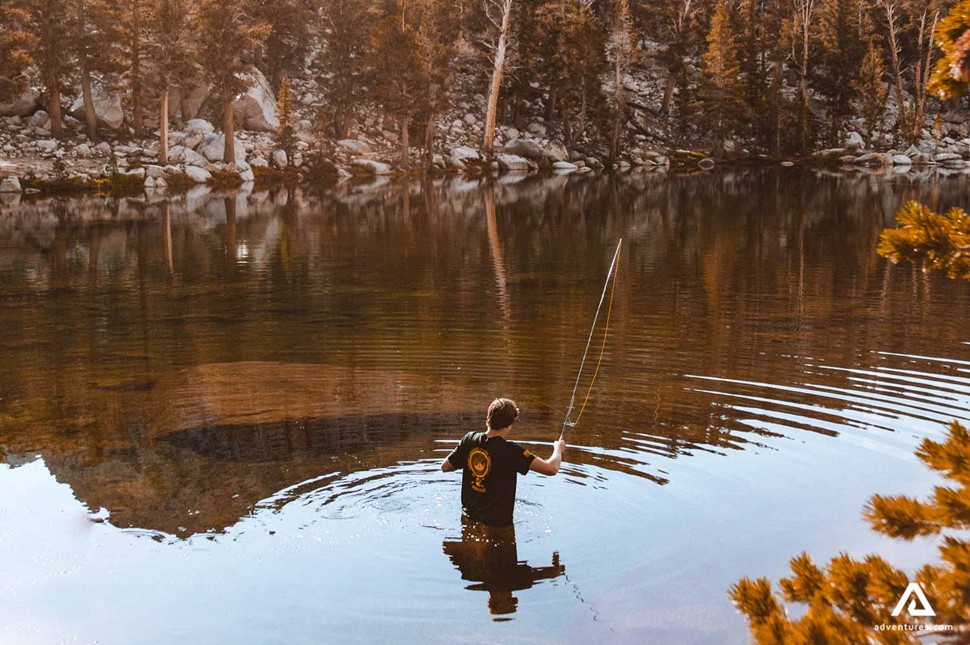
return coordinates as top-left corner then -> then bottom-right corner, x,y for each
442,517 -> 565,618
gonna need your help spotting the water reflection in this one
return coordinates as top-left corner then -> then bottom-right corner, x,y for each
442,518 -> 565,618
0,169 -> 968,542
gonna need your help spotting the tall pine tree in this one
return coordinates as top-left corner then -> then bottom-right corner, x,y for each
72,0 -> 124,141
148,0 -> 196,164
698,1 -> 747,158
195,0 -> 269,165
23,0 -> 75,137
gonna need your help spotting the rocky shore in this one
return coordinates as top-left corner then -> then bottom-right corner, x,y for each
3,58 -> 970,198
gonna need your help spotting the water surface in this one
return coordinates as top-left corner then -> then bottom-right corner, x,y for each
1,169 -> 968,643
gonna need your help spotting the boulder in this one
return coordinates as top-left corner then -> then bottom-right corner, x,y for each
351,158 -> 393,175
844,131 -> 865,149
230,67 -> 279,132
934,152 -> 962,162
502,138 -> 547,162
171,80 -> 208,122
496,154 -> 530,172
854,152 -> 893,166
0,87 -> 40,117
892,154 -> 913,166
271,149 -> 288,168
35,139 -> 58,153
337,139 -> 371,154
145,164 -> 165,178
449,146 -> 481,166
552,160 -> 578,172
186,119 -> 215,137
28,111 -> 50,129
199,133 -> 246,165
184,166 -> 212,183
0,177 -> 22,193
239,166 -> 255,183
70,79 -> 125,130
169,145 -> 209,167
543,141 -> 569,163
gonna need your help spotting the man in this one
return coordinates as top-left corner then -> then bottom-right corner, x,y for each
441,397 -> 566,527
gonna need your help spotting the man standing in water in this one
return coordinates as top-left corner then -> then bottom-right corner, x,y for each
441,398 -> 566,526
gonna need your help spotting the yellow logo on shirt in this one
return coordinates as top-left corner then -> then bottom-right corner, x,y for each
468,447 -> 491,493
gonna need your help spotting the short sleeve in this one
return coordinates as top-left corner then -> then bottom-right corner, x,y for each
512,442 -> 536,475
446,432 -> 474,469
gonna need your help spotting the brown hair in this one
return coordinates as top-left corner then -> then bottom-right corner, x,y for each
487,398 -> 519,431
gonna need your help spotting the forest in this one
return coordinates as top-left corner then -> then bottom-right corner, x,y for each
2,0 -> 970,169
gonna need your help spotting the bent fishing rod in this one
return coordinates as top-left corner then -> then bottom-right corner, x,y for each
560,239 -> 622,441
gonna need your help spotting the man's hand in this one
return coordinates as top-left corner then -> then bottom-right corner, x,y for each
530,439 -> 566,476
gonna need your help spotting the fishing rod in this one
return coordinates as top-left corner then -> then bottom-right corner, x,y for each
560,239 -> 622,441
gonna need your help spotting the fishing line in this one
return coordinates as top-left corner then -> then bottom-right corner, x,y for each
560,240 -> 622,440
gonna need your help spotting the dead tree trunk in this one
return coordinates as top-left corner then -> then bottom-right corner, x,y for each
483,0 -> 513,156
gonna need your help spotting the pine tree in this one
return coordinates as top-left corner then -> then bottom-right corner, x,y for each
814,0 -> 867,142
929,0 -> 970,99
409,0 -> 460,163
368,13 -> 428,165
118,0 -> 151,138
698,1 -> 747,158
247,0 -> 314,90
276,74 -> 295,156
732,421 -> 970,642
853,39 -> 890,147
71,0 -> 125,141
0,0 -> 35,102
317,0 -> 377,139
23,0 -> 75,137
195,0 -> 269,165
147,0 -> 196,165
607,0 -> 637,161
878,201 -> 970,279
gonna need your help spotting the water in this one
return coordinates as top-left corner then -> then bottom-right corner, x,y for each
0,168 -> 968,644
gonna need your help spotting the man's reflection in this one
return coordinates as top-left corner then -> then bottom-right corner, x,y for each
442,518 -> 565,617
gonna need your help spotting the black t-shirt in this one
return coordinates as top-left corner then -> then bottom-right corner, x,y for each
446,431 -> 536,527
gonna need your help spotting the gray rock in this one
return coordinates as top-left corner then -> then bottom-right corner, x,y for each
169,145 -> 209,167
70,79 -> 125,129
552,160 -> 578,172
496,154 -> 530,172
854,152 -> 892,166
934,152 -> 962,162
351,158 -> 393,175
28,110 -> 50,129
240,167 -> 255,183
199,133 -> 246,165
502,138 -> 546,162
93,142 -> 113,155
36,139 -> 58,153
144,176 -> 156,189
186,119 -> 215,137
844,131 -> 865,148
231,67 -> 279,132
74,143 -> 92,157
0,177 -> 22,193
184,166 -> 211,183
544,141 -> 569,162
271,149 -> 288,168
892,154 -> 913,166
449,145 -> 481,166
527,123 -> 547,138
0,88 -> 41,117
337,139 -> 371,153
463,113 -> 477,125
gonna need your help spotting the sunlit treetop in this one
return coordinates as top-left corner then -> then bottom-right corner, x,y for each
877,201 -> 970,280
930,0 -> 970,99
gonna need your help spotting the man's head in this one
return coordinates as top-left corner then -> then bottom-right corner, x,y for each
487,398 -> 519,431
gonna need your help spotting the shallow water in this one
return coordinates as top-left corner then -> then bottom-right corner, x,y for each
1,169 -> 968,643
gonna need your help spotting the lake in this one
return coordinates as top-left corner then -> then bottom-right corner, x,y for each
1,168 -> 968,644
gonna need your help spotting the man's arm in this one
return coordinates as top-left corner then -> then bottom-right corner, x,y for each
529,439 -> 566,476
441,456 -> 456,472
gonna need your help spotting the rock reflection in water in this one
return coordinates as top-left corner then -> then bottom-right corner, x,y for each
443,517 -> 565,618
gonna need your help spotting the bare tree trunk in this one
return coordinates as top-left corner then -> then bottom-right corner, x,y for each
910,9 -> 939,141
131,1 -> 144,138
401,113 -> 410,167
424,112 -> 436,165
81,70 -> 98,142
160,88 -> 170,165
483,0 -> 513,156
223,95 -> 236,167
883,1 -> 908,134
49,86 -> 63,138
612,56 -> 625,160
179,85 -> 191,125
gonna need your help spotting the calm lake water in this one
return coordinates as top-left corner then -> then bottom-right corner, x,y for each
1,168 -> 968,644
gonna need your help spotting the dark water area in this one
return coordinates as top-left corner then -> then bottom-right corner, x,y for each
0,168 -> 968,643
